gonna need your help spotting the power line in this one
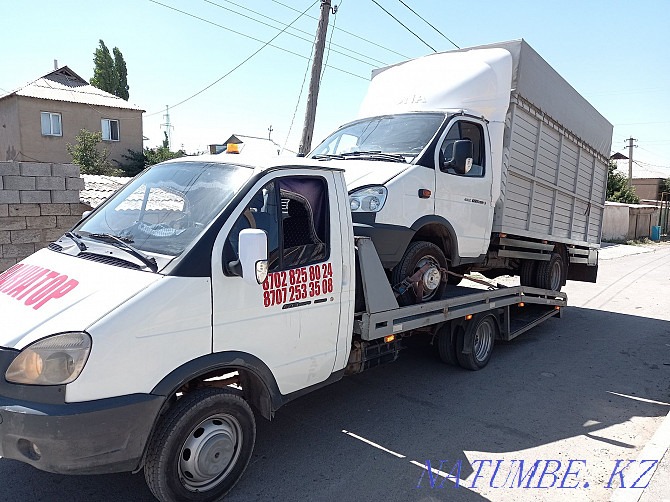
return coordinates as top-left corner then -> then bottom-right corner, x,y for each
397,0 -> 458,49
204,0 -> 388,67
146,0 -> 366,117
370,0 -> 435,52
271,0 -> 410,60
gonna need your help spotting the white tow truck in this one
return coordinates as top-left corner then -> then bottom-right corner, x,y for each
0,155 -> 565,501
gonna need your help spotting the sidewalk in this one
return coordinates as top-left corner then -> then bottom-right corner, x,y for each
611,409 -> 670,502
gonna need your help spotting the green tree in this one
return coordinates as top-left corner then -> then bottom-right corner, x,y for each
90,40 -> 118,95
660,178 -> 670,199
67,129 -> 118,175
607,160 -> 640,204
113,47 -> 129,100
116,133 -> 186,176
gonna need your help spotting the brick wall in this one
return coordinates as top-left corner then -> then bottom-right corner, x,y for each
0,161 -> 86,272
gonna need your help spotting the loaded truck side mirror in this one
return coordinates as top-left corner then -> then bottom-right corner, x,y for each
443,139 -> 474,175
238,228 -> 269,285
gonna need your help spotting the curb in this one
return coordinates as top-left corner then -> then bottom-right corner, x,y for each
610,408 -> 670,502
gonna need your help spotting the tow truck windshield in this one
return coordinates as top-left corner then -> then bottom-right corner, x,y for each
75,161 -> 253,260
310,112 -> 446,162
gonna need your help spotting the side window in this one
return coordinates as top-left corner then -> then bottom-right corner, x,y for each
278,177 -> 328,269
224,176 -> 329,275
438,121 -> 485,177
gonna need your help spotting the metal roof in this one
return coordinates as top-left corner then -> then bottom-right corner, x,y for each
0,66 -> 144,111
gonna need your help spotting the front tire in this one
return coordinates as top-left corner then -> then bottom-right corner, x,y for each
144,388 -> 256,502
391,241 -> 447,306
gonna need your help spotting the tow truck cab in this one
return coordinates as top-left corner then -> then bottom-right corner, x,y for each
0,156 -> 355,493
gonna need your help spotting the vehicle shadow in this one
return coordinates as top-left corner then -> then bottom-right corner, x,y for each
1,306 -> 668,501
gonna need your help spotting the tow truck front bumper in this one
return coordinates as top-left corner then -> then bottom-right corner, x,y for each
0,393 -> 164,475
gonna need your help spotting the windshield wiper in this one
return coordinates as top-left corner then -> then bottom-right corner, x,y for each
64,231 -> 87,251
311,153 -> 344,160
340,151 -> 407,163
86,233 -> 158,272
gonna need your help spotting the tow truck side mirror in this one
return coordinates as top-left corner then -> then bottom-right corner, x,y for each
443,139 -> 473,175
238,229 -> 269,285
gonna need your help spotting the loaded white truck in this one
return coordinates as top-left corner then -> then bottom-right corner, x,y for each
310,39 -> 613,302
0,154 -> 566,501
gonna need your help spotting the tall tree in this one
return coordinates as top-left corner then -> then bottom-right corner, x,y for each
90,40 -> 118,95
113,47 -> 129,100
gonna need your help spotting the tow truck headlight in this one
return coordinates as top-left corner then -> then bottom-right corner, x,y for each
6,332 -> 91,385
349,186 -> 387,213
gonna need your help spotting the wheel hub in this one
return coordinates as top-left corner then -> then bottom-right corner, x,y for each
417,257 -> 441,292
179,415 -> 241,492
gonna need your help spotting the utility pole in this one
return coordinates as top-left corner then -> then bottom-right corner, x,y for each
626,137 -> 637,189
161,105 -> 174,150
298,0 -> 333,156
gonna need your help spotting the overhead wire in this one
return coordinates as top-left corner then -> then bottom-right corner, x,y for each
270,0 -> 410,59
146,0 -> 367,117
203,0 -> 388,67
369,0 -> 436,52
397,0 -> 459,49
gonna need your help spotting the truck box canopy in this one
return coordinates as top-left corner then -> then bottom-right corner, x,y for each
368,39 -> 612,158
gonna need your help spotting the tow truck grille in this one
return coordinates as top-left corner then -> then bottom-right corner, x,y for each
77,253 -> 141,270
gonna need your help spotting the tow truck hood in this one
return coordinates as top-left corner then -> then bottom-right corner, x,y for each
315,159 -> 410,191
0,249 -> 160,350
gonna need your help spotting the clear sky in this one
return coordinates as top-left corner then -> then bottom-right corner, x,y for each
1,0 -> 668,177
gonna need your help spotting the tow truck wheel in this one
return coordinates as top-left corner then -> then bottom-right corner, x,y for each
144,388 -> 256,502
392,241 -> 447,306
437,323 -> 460,366
456,314 -> 497,370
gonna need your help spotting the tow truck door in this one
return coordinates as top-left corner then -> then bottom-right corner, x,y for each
211,170 -> 344,395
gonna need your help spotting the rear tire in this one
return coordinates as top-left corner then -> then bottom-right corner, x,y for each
391,241 -> 447,306
535,252 -> 564,291
437,324 -> 459,366
144,388 -> 256,502
519,260 -> 537,287
456,315 -> 497,370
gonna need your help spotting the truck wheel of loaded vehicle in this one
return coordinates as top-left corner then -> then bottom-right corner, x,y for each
456,314 -> 497,370
535,252 -> 564,292
144,388 -> 256,502
391,241 -> 447,306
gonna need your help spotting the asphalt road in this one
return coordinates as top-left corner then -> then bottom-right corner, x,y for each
1,244 -> 669,501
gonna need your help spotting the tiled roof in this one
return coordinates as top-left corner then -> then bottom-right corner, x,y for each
81,174 -> 185,211
0,67 -> 144,111
81,174 -> 132,208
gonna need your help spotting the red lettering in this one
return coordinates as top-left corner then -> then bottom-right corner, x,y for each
0,264 -> 24,286
23,272 -> 62,306
32,279 -> 78,309
8,268 -> 48,298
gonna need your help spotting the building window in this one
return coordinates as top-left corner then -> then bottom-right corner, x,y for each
101,119 -> 120,141
41,112 -> 62,136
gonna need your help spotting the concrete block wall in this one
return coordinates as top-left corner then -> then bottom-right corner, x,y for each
0,161 -> 86,272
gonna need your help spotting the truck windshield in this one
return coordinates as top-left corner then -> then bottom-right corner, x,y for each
75,161 -> 253,258
310,113 -> 446,162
